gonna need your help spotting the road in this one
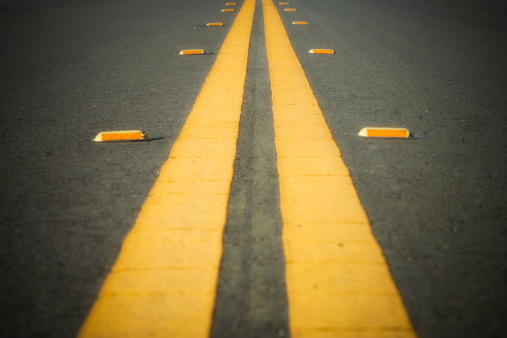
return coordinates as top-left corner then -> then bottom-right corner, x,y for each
0,0 -> 506,337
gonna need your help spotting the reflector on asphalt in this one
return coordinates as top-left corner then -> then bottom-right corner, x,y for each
358,127 -> 410,138
179,49 -> 206,55
309,49 -> 335,54
279,2 -> 290,4
284,8 -> 296,11
206,22 -> 224,26
292,21 -> 308,25
226,2 -> 236,5
94,130 -> 147,142
222,8 -> 234,12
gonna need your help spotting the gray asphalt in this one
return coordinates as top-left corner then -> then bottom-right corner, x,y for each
1,0 -> 506,337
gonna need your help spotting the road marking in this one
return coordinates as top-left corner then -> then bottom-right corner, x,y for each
284,8 -> 297,11
262,0 -> 416,337
179,49 -> 206,55
79,0 -> 255,337
359,127 -> 410,138
309,48 -> 335,54
222,8 -> 235,12
93,130 -> 147,142
292,21 -> 308,25
279,1 -> 290,4
206,22 -> 224,26
226,2 -> 236,5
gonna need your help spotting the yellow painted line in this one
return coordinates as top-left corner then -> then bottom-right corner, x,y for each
292,21 -> 308,25
79,0 -> 255,337
284,8 -> 297,11
94,130 -> 146,142
206,22 -> 224,26
309,48 -> 335,54
222,8 -> 235,12
359,127 -> 410,138
226,2 -> 236,5
262,0 -> 416,337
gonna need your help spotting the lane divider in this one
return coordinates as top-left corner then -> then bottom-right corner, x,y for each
179,49 -> 206,55
308,48 -> 335,54
284,8 -> 297,12
206,22 -> 224,27
93,130 -> 147,142
262,0 -> 416,336
222,8 -> 235,12
358,127 -> 410,138
78,0 -> 255,336
292,21 -> 308,25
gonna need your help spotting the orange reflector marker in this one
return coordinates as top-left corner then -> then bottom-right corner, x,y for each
226,2 -> 236,5
206,22 -> 224,26
284,8 -> 296,11
358,127 -> 410,138
279,2 -> 290,4
309,48 -> 335,54
222,8 -> 235,12
93,130 -> 147,142
292,21 -> 308,25
179,49 -> 205,55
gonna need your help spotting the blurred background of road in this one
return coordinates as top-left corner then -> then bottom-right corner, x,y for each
1,0 -> 506,337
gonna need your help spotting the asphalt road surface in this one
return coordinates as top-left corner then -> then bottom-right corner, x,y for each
1,0 -> 506,337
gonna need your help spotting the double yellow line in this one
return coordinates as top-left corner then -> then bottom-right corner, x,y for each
79,0 -> 415,337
